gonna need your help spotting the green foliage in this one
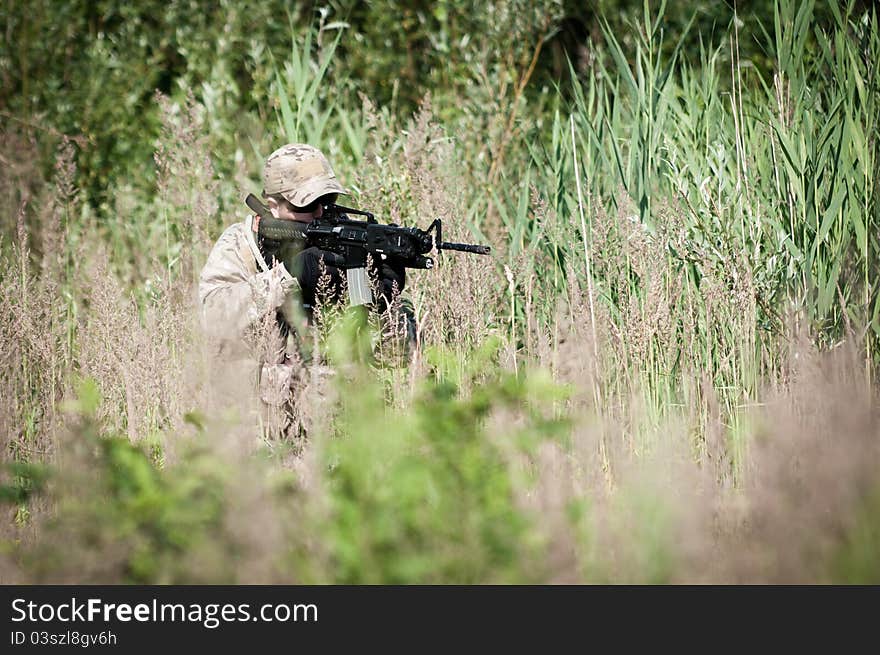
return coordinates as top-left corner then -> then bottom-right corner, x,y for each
14,352 -> 579,584
89,435 -> 227,583
0,461 -> 50,505
274,309 -> 566,583
831,486 -> 880,584
317,352 -> 568,583
25,378 -> 235,583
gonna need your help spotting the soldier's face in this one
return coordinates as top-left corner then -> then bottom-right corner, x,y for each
268,197 -> 323,223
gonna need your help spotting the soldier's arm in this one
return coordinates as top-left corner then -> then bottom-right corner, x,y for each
198,224 -> 298,340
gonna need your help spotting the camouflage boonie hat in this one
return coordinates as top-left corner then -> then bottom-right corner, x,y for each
262,143 -> 347,207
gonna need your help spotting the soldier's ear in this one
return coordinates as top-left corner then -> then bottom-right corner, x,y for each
266,196 -> 280,217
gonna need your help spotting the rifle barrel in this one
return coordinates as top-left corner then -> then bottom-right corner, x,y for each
439,241 -> 491,255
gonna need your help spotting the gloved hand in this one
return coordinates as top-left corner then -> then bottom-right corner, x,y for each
371,254 -> 406,316
378,255 -> 406,295
277,244 -> 345,307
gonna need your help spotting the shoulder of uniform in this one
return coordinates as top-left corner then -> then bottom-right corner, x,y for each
211,219 -> 252,246
220,219 -> 249,238
210,216 -> 271,273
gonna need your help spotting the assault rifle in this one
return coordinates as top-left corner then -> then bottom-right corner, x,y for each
245,194 -> 490,305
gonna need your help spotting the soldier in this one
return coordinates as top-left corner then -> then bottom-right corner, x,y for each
198,143 -> 407,435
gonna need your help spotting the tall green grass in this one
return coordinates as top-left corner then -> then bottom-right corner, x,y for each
515,0 -> 878,440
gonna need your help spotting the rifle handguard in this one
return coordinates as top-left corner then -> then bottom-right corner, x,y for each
257,216 -> 309,242
245,194 -> 306,242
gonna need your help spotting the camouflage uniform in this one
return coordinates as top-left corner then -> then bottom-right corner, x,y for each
198,144 -> 347,411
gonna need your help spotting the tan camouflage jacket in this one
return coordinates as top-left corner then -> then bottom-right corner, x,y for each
198,214 -> 301,406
